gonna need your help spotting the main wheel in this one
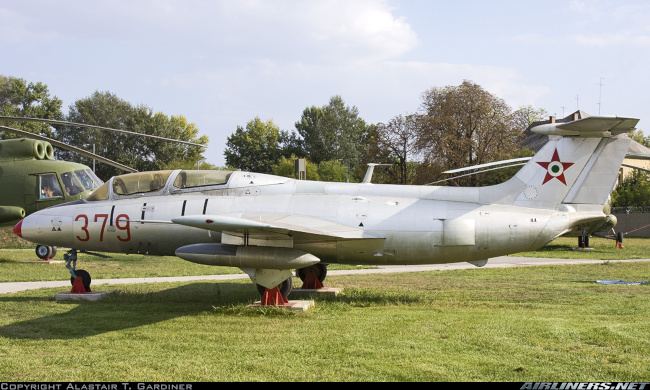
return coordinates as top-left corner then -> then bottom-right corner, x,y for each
35,245 -> 53,260
70,269 -> 92,291
296,264 -> 327,283
256,277 -> 292,299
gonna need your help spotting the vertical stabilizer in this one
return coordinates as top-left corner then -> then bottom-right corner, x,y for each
484,115 -> 638,209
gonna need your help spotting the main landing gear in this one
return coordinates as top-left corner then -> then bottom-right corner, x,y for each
296,263 -> 327,289
35,245 -> 57,261
252,264 -> 329,306
255,278 -> 293,306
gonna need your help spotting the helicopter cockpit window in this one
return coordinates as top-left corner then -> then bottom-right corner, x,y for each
87,169 -> 103,186
74,169 -> 101,191
61,172 -> 84,196
112,170 -> 173,196
39,174 -> 63,199
173,170 -> 233,189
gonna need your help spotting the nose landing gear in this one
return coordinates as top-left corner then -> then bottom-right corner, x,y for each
64,249 -> 92,293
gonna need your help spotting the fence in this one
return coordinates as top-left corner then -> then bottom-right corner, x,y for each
611,207 -> 650,238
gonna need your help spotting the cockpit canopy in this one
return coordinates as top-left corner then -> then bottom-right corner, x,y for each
86,170 -> 234,201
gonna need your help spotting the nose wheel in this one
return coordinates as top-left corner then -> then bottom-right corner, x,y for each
64,249 -> 92,292
70,269 -> 92,292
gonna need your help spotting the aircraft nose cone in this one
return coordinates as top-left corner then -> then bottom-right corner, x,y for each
13,219 -> 23,238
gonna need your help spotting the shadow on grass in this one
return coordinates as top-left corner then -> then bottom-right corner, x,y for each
0,282 -> 260,340
0,278 -> 434,341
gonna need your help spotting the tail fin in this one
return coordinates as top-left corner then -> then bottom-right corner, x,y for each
485,115 -> 639,209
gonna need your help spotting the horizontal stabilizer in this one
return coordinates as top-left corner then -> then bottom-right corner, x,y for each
532,116 -> 639,137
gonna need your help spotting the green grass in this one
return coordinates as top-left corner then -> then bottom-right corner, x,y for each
513,236 -> 650,260
0,234 -> 647,283
1,226 -> 650,381
0,261 -> 648,381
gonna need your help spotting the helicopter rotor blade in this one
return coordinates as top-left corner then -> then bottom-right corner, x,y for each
0,116 -> 206,147
0,125 -> 137,173
425,163 -> 527,185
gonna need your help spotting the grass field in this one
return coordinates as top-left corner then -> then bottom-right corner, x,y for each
0,227 -> 649,381
0,261 -> 648,381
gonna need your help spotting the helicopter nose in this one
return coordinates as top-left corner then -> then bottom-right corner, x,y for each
13,219 -> 23,238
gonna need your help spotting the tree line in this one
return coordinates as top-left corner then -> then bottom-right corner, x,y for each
2,74 -> 648,207
0,75 -> 208,180
225,80 -> 547,186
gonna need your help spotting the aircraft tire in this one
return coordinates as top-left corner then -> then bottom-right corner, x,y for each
256,277 -> 292,299
70,269 -> 92,291
35,245 -> 53,260
296,264 -> 327,283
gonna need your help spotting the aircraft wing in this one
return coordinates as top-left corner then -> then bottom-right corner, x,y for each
171,214 -> 383,242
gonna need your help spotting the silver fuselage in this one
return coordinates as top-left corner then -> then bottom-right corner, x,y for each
18,170 -> 574,266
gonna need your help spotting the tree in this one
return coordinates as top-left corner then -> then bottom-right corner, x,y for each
224,117 -> 284,173
376,114 -> 421,184
629,129 -> 650,148
294,96 -> 370,171
416,80 -> 520,186
611,170 -> 650,207
511,105 -> 549,133
0,75 -> 63,138
272,155 -> 320,180
56,91 -> 207,180
317,160 -> 348,182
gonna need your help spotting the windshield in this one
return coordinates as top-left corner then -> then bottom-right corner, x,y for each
112,170 -> 173,196
173,170 -> 233,189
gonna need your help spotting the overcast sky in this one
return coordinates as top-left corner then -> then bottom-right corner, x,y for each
2,0 -> 649,166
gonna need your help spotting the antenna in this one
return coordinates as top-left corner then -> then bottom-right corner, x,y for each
597,77 -> 605,114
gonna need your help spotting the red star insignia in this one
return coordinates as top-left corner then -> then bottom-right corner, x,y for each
536,148 -> 574,185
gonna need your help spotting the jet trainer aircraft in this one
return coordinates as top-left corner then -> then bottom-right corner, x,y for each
13,114 -> 639,303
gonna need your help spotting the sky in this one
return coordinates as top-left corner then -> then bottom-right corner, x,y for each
2,0 -> 649,166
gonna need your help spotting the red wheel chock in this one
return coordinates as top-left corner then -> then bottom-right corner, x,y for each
301,268 -> 324,289
70,277 -> 89,293
260,286 -> 289,306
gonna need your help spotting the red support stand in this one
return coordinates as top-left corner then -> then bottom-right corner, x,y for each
70,277 -> 89,293
260,286 -> 289,306
301,268 -> 324,289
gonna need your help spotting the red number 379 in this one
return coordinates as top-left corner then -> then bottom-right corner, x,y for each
75,213 -> 131,242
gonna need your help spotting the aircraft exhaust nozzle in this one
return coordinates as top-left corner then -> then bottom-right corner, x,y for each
175,243 -> 320,270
